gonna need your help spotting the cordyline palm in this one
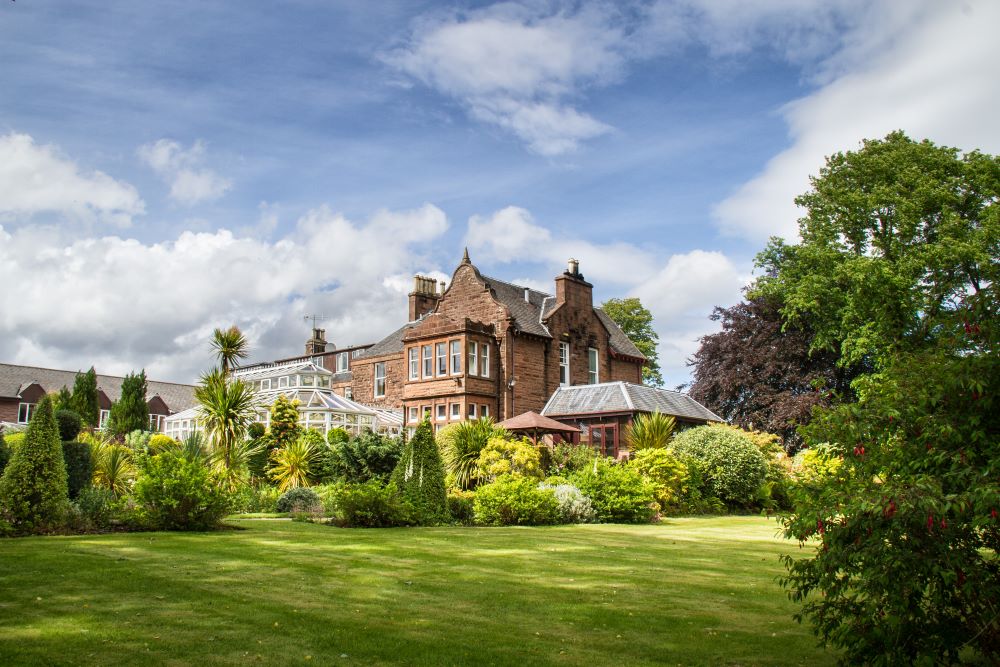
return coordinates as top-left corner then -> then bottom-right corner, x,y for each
91,440 -> 136,498
195,368 -> 258,486
624,411 -> 676,451
437,418 -> 508,490
211,325 -> 249,377
268,435 -> 319,492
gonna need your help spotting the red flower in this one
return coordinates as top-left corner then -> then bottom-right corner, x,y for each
927,514 -> 934,531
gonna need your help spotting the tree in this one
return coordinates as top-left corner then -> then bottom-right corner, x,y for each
600,297 -> 663,386
211,325 -> 249,377
107,370 -> 149,439
71,367 -> 100,428
688,297 -> 862,450
53,386 -> 73,413
268,394 -> 300,450
195,368 -> 258,485
0,396 -> 69,532
767,132 -> 1000,663
389,419 -> 447,523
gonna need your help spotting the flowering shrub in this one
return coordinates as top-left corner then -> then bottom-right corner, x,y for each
571,459 -> 658,524
539,483 -> 595,524
473,475 -> 559,526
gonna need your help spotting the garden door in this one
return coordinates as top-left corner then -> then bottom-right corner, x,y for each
590,424 -> 618,458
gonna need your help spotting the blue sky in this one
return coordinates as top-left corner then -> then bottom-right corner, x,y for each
2,1 -> 998,386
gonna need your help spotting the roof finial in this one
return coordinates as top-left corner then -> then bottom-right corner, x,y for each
462,247 -> 471,264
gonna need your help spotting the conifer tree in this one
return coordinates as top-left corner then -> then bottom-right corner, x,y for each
53,386 -> 73,413
71,367 -> 100,427
108,370 -> 150,438
390,419 -> 446,523
0,396 -> 69,532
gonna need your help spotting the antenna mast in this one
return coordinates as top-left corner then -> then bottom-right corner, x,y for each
304,314 -> 327,330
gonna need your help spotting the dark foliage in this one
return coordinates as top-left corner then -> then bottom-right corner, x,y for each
108,370 -> 150,438
689,297 -> 860,450
0,432 -> 9,476
320,430 -> 403,484
61,441 -> 93,500
389,420 -> 447,524
56,409 -> 84,442
275,487 -> 322,514
71,367 -> 100,428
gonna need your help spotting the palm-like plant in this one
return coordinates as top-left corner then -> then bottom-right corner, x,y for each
195,368 -> 258,485
92,440 -> 136,497
268,435 -> 319,492
211,325 -> 249,377
624,411 -> 676,451
437,418 -> 508,490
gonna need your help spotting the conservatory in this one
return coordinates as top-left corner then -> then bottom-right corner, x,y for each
164,360 -> 403,440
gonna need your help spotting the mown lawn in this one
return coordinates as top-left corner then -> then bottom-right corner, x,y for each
0,516 -> 833,666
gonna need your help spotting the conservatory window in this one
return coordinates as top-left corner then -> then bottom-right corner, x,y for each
422,345 -> 433,378
301,375 -> 313,387
278,376 -> 289,389
436,404 -> 446,421
17,402 -> 34,423
408,348 -> 419,380
336,352 -> 349,373
559,342 -> 570,386
374,363 -> 386,398
450,403 -> 460,419
588,348 -> 599,384
450,340 -> 461,374
436,342 -> 447,376
468,342 -> 479,377
480,343 -> 490,378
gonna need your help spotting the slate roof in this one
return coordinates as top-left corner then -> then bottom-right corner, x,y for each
0,363 -> 197,413
541,381 -> 722,423
356,322 -> 418,359
593,309 -> 646,359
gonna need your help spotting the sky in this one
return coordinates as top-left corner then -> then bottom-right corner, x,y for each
1,0 -> 998,388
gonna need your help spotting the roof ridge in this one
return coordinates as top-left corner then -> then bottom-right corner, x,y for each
0,362 -> 195,388
480,273 -> 553,298
619,381 -> 636,410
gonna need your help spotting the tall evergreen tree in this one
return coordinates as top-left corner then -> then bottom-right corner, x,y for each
71,367 -> 100,428
107,370 -> 149,438
0,396 -> 69,532
390,419 -> 446,523
53,386 -> 73,413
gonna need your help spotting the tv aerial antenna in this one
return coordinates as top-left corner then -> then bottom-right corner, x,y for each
304,314 -> 327,330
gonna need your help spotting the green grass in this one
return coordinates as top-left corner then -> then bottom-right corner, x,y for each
0,516 -> 834,666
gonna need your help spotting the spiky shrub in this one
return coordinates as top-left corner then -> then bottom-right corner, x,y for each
0,397 -> 69,532
134,451 -> 230,531
268,433 -> 320,492
55,409 -> 84,442
624,411 -> 676,451
627,448 -> 689,512
437,418 -> 507,490
62,440 -> 94,500
389,419 -> 447,524
473,475 -> 559,526
571,458 -> 658,524
195,368 -> 258,481
91,439 -> 136,498
670,424 -> 768,508
475,436 -> 542,483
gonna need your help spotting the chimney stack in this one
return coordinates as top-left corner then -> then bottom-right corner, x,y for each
305,328 -> 328,355
555,258 -> 593,309
409,275 -> 443,321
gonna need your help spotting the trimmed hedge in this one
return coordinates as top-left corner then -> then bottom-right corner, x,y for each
473,475 -> 559,526
62,440 -> 93,500
571,459 -> 657,524
56,409 -> 84,441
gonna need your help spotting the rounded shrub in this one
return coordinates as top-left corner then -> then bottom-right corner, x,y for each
276,486 -> 323,514
55,409 -> 84,441
133,451 -> 230,530
539,483 -> 595,524
446,489 -> 476,525
248,422 -> 266,441
62,440 -> 94,500
627,448 -> 689,512
330,480 -> 415,528
148,433 -> 178,454
473,475 -> 559,526
670,425 -> 768,507
571,458 -> 658,523
475,437 -> 542,482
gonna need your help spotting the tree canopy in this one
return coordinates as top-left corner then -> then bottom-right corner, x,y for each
600,297 -> 663,386
107,370 -> 149,438
70,367 -> 100,428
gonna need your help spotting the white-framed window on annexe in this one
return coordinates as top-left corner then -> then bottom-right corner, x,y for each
337,352 -> 349,373
149,414 -> 166,432
588,347 -> 599,384
374,362 -> 386,398
98,409 -> 111,430
559,341 -> 570,386
408,348 -> 419,380
17,402 -> 35,424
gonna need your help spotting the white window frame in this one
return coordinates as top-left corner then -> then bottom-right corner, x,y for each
436,342 -> 447,377
468,341 -> 479,377
450,340 -> 461,375
278,376 -> 289,389
450,403 -> 460,420
345,386 -> 353,400
467,403 -> 477,419
408,406 -> 419,423
482,404 -> 490,418
559,341 -> 570,386
480,343 -> 490,378
408,347 -> 419,380
98,409 -> 111,430
422,345 -> 433,379
374,362 -> 386,398
588,347 -> 599,384
337,352 -> 349,373
261,378 -> 272,390
17,402 -> 34,424
436,404 -> 446,421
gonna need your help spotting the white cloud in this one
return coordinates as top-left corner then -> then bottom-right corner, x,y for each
713,0 -> 1000,242
0,203 -> 449,383
137,139 -> 232,205
386,5 -> 622,155
0,132 -> 145,227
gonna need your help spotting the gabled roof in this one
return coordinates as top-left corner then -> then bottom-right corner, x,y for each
541,381 -> 722,423
356,322 -> 418,359
480,274 -> 553,338
233,360 -> 331,381
594,309 -> 646,359
0,363 -> 197,412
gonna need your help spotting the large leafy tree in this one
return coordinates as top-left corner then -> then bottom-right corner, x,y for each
211,326 -> 249,377
688,297 -> 861,450
107,370 -> 149,438
767,132 -> 1000,663
71,367 -> 100,428
600,297 -> 663,386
